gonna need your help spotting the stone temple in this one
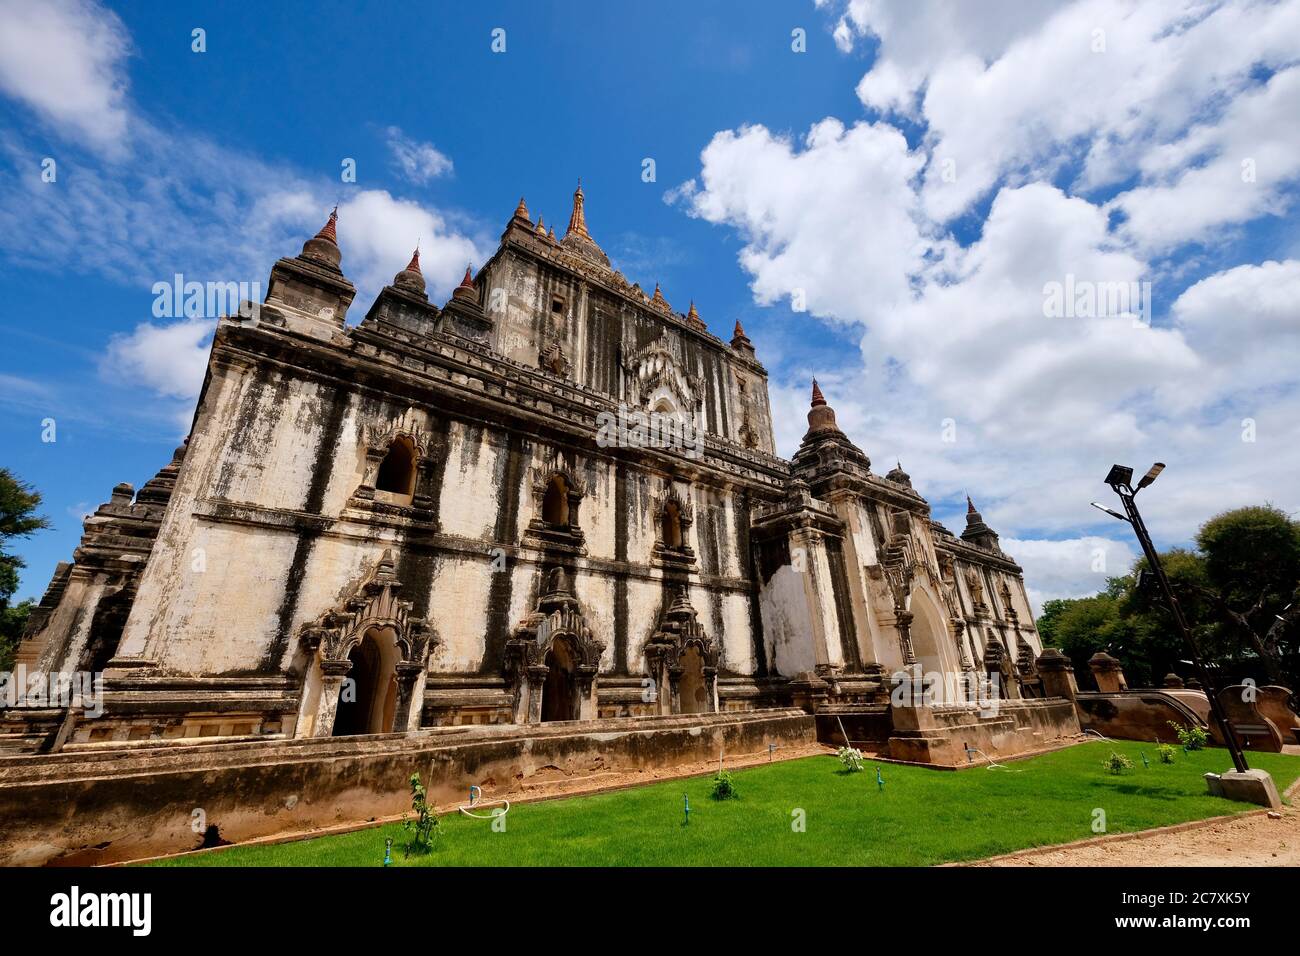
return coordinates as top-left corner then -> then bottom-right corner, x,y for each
10,185 -> 1051,749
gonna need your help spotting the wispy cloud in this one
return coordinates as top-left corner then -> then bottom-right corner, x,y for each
385,125 -> 454,184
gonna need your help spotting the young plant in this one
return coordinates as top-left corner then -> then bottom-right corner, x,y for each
838,746 -> 865,772
710,769 -> 737,801
1168,721 -> 1209,751
1104,751 -> 1134,775
1156,743 -> 1177,764
403,772 -> 441,853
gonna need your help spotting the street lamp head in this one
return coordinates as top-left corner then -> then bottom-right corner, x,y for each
1104,464 -> 1133,489
1136,462 -> 1166,490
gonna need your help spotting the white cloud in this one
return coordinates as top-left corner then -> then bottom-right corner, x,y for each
832,0 -> 1300,224
0,0 -> 132,154
833,0 -> 1059,114
1002,536 -> 1138,616
679,2 -> 1300,609
1111,66 -> 1300,252
385,126 -> 454,184
102,317 -> 214,401
339,190 -> 485,303
672,119 -> 928,325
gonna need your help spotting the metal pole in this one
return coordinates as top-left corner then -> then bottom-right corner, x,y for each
1110,479 -> 1249,774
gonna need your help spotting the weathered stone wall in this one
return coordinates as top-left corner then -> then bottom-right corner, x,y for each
0,709 -> 814,866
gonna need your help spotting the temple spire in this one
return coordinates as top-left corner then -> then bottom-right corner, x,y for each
300,206 -> 342,269
651,282 -> 669,310
806,377 -> 842,436
316,206 -> 338,242
565,180 -> 590,239
513,196 -> 530,221
405,248 -> 421,275
967,494 -> 976,514
685,300 -> 705,330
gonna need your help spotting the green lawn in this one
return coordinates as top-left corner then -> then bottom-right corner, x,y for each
149,741 -> 1300,867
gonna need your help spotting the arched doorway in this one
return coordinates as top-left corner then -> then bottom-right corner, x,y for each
908,590 -> 959,704
541,637 -> 579,722
661,501 -> 683,548
332,627 -> 399,736
542,475 -> 569,527
678,645 -> 707,714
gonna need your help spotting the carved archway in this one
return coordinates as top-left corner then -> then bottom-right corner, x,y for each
652,481 -> 695,565
644,587 -> 718,716
295,550 -> 436,737
350,417 -> 438,516
504,567 -> 605,723
524,461 -> 586,550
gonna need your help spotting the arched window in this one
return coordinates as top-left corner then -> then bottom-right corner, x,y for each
542,475 -> 569,527
662,501 -> 683,549
375,437 -> 416,497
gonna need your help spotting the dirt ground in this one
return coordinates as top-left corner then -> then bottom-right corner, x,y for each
974,805 -> 1298,866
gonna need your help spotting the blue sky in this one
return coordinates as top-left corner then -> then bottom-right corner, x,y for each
2,0 -> 1299,610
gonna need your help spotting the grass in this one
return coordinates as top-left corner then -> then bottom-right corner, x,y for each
148,741 -> 1300,867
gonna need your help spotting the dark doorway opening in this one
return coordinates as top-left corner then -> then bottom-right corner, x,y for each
376,438 -> 416,497
333,634 -> 381,736
678,645 -> 707,714
540,638 -> 578,722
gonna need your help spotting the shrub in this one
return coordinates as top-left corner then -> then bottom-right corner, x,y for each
1104,751 -> 1134,775
838,746 -> 865,772
710,769 -> 737,800
1168,721 -> 1208,751
403,772 -> 441,853
1156,743 -> 1177,764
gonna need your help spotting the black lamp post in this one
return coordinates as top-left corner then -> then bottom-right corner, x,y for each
1091,462 -> 1249,774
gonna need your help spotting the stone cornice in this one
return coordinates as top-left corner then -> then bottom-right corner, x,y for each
214,316 -> 789,492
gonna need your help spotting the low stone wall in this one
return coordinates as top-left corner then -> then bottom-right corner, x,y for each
888,698 -> 1080,767
1076,691 -> 1218,744
0,708 -> 814,866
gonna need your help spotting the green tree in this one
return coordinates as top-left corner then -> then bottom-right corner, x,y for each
1037,506 -> 1300,690
0,469 -> 51,671
1191,506 -> 1300,683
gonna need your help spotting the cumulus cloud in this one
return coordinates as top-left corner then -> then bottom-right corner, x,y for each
102,317 -> 214,401
385,126 -> 454,184
0,0 -> 132,154
676,0 -> 1300,607
1002,536 -> 1139,616
338,190 -> 484,302
832,0 -> 1300,225
672,119 -> 928,324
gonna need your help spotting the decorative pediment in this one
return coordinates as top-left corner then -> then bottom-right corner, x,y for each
879,509 -> 918,613
299,550 -> 436,664
504,567 -> 605,677
644,586 -> 717,675
364,414 -> 432,459
622,333 -> 702,414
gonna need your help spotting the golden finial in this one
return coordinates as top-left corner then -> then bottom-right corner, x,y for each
565,180 -> 590,239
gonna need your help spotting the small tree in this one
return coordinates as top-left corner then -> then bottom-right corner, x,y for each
1168,721 -> 1208,751
1104,752 -> 1134,774
403,772 -> 440,853
0,469 -> 50,671
837,746 -> 865,772
710,769 -> 737,800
